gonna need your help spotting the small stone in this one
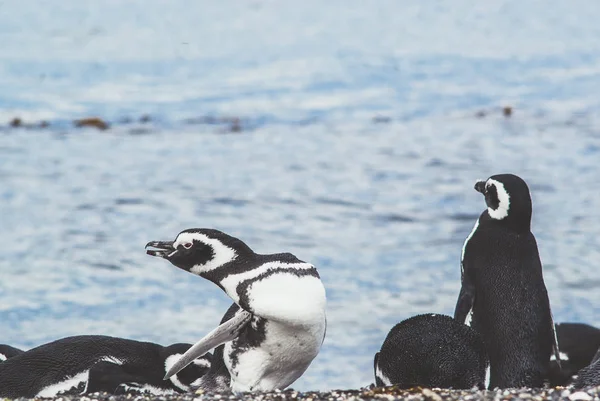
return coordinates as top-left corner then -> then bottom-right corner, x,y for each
422,388 -> 443,401
570,392 -> 593,401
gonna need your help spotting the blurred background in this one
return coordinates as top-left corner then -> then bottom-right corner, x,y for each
1,0 -> 600,390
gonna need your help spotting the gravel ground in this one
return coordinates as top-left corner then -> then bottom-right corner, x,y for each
8,387 -> 600,401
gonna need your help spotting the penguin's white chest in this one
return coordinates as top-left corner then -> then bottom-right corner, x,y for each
224,274 -> 326,392
224,318 -> 325,392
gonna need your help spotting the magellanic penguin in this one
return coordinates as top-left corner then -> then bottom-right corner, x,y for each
573,347 -> 600,388
548,322 -> 600,386
454,173 -> 560,389
374,314 -> 489,389
0,335 -> 212,398
145,228 -> 327,392
0,344 -> 24,361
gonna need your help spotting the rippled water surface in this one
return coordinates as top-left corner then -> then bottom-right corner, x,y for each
1,0 -> 600,390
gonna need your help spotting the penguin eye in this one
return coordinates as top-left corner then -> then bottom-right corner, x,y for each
183,242 -> 193,249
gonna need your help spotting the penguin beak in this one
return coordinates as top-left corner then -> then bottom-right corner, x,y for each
145,241 -> 177,258
474,180 -> 486,194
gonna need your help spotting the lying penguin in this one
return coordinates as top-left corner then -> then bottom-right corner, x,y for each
573,347 -> 600,388
146,228 -> 327,392
0,344 -> 24,361
0,335 -> 211,398
548,322 -> 600,386
374,314 -> 489,389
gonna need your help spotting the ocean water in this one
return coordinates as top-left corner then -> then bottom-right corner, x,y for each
1,0 -> 600,391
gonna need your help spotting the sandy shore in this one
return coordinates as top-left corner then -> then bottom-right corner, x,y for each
8,387 -> 600,401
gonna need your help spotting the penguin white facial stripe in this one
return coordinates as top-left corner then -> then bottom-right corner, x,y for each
486,179 -> 510,220
220,261 -> 315,303
0,354 -> 6,362
164,354 -> 189,392
174,233 -> 237,274
375,364 -> 392,386
36,370 -> 90,397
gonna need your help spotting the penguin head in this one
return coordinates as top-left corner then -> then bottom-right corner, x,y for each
162,344 -> 212,392
146,228 -> 253,276
474,174 -> 532,230
0,345 -> 23,361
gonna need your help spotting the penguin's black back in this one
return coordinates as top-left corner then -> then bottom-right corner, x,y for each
374,314 -> 488,389
0,336 -> 164,397
0,335 -> 208,398
548,323 -> 600,386
573,348 -> 600,388
465,215 -> 554,388
0,344 -> 24,360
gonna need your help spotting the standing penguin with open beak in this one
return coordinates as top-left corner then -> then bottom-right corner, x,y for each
146,228 -> 327,392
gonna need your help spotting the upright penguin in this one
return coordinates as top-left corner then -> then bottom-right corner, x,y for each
374,314 -> 489,389
146,228 -> 327,392
454,174 -> 559,389
0,335 -> 212,398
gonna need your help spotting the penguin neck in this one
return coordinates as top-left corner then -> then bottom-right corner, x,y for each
204,254 -> 325,325
201,251 -> 262,296
484,209 -> 531,233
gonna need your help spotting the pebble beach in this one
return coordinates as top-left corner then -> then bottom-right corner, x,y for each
7,387 -> 600,401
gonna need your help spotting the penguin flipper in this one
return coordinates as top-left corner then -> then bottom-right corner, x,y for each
454,275 -> 475,324
550,313 -> 562,370
164,310 -> 253,379
373,352 -> 383,387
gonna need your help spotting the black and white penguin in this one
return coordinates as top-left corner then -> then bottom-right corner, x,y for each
548,322 -> 600,386
145,228 -> 327,392
573,347 -> 600,388
0,344 -> 24,361
454,173 -> 559,389
0,335 -> 212,398
374,314 -> 489,389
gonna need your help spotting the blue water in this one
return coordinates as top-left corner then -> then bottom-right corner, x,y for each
1,0 -> 600,391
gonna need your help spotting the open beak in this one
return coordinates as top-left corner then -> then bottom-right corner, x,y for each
474,180 -> 486,194
145,240 -> 176,258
